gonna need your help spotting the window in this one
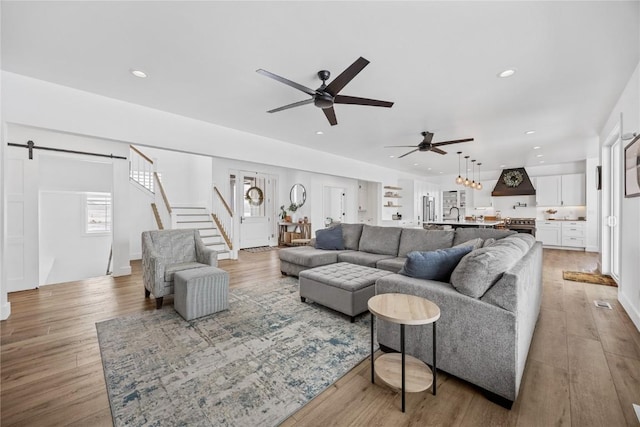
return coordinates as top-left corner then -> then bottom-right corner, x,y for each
86,193 -> 112,233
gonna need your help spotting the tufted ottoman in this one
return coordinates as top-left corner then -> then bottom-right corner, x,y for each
299,262 -> 393,322
174,267 -> 229,321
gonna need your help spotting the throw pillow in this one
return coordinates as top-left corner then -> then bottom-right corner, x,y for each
482,238 -> 496,247
315,225 -> 344,250
451,237 -> 483,250
400,246 -> 473,282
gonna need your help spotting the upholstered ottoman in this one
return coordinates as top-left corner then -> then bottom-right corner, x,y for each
174,267 -> 229,321
299,262 -> 393,322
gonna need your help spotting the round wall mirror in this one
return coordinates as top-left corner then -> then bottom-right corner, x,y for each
290,183 -> 306,208
245,186 -> 264,206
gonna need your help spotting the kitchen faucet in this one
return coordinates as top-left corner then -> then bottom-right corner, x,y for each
449,206 -> 460,222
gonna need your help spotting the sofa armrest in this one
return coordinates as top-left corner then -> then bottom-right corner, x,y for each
195,235 -> 218,267
141,233 -> 167,296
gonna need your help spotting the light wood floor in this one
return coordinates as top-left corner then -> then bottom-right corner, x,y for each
1,249 -> 639,426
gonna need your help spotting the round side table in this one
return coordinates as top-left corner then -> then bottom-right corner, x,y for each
368,293 -> 440,413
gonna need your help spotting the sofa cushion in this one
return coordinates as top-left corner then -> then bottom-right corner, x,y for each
398,229 -> 455,257
452,228 -> 516,246
358,225 -> 403,256
338,251 -> 396,268
400,246 -> 473,282
279,246 -> 349,268
164,262 -> 210,282
315,225 -> 344,250
450,235 -> 531,298
452,237 -> 484,250
341,223 -> 364,250
376,257 -> 407,273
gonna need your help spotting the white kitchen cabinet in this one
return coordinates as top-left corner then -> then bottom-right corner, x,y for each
561,174 -> 586,206
535,174 -> 585,206
536,220 -> 561,246
561,221 -> 586,248
471,180 -> 497,208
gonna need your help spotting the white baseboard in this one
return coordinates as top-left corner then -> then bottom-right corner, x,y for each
112,265 -> 132,277
619,291 -> 640,332
130,252 -> 142,260
585,245 -> 599,253
1,302 -> 11,320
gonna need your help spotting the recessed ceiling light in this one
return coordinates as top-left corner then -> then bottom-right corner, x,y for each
536,154 -> 544,158
525,130 -> 536,135
389,155 -> 395,158
439,172 -> 443,174
130,69 -> 148,78
533,146 -> 541,150
315,131 -> 324,135
500,164 -> 506,168
413,163 -> 419,166
539,160 -> 545,164
427,168 -> 432,171
497,69 -> 516,78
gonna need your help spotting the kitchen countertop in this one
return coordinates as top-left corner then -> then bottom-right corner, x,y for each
536,219 -> 586,221
426,220 -> 504,227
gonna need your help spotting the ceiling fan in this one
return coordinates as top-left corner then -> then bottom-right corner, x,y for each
386,131 -> 474,158
256,57 -> 394,126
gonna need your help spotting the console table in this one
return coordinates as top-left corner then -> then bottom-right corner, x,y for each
278,222 -> 312,246
368,293 -> 440,412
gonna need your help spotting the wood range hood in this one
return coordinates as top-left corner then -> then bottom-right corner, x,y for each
491,168 -> 536,196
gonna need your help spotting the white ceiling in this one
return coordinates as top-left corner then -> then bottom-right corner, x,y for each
2,1 -> 639,177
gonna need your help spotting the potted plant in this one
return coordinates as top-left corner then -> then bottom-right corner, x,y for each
279,205 -> 287,221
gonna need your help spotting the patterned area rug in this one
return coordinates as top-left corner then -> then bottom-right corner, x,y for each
96,277 -> 374,426
241,246 -> 279,253
563,271 -> 618,287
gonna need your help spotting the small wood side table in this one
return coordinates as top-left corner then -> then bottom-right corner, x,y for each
368,293 -> 440,413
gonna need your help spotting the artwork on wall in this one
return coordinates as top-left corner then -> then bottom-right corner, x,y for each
624,134 -> 640,198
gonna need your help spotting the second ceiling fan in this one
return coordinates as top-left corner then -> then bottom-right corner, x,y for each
256,57 -> 394,126
386,131 -> 474,158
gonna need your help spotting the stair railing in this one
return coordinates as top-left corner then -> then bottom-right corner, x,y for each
212,186 -> 233,250
129,145 -> 155,193
154,172 -> 175,228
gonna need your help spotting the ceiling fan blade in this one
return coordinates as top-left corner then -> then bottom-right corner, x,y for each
384,145 -> 420,148
324,57 -> 370,96
334,95 -> 394,108
398,148 -> 419,159
423,132 -> 434,144
432,138 -> 474,147
323,106 -> 338,126
256,69 -> 317,96
267,98 -> 314,113
431,147 -> 447,155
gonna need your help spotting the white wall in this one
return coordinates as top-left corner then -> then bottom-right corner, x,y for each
600,61 -> 640,331
39,191 -> 111,285
129,182 -> 156,259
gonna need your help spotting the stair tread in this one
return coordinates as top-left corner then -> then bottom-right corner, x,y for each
173,206 -> 207,209
176,214 -> 210,216
177,220 -> 214,223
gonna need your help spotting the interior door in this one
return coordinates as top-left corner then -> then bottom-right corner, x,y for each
238,172 -> 271,249
609,139 -> 621,281
324,186 -> 345,225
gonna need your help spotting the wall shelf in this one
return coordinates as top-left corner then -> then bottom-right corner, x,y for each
384,186 -> 403,190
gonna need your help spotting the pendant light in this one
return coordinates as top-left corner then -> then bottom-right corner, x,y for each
477,163 -> 483,190
463,156 -> 471,187
470,160 -> 477,189
455,151 -> 463,185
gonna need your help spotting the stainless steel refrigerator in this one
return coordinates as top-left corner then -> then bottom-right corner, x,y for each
422,195 -> 435,223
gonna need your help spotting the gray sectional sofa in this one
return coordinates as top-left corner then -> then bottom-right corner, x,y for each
279,223 -> 543,408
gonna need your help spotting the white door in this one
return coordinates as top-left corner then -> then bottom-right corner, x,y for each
238,172 -> 271,249
609,139 -> 621,281
324,186 -> 345,224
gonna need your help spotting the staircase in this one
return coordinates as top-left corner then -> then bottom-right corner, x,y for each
173,206 -> 231,260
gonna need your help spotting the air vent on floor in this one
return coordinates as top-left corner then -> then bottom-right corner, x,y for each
594,300 -> 613,309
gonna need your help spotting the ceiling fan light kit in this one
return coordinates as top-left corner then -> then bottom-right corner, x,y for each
257,57 -> 394,126
386,131 -> 474,159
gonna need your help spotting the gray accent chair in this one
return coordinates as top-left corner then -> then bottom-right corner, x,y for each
142,229 -> 218,308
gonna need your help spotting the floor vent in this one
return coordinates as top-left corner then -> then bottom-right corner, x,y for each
594,300 -> 613,309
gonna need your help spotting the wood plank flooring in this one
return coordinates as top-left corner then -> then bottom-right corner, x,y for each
1,248 -> 639,426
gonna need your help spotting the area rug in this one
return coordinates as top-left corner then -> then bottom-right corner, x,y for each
563,271 -> 618,287
96,277 -> 374,426
241,246 -> 279,253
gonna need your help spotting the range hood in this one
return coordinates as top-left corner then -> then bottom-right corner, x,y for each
491,167 -> 536,196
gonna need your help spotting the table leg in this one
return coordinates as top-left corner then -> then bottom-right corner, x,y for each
371,312 -> 375,384
401,323 -> 405,413
433,321 -> 437,396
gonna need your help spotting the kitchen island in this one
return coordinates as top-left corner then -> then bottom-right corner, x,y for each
425,220 -> 504,229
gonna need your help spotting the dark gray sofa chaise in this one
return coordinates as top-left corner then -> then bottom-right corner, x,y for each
278,224 -> 542,408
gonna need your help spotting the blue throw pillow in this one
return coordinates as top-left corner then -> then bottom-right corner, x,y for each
315,225 -> 344,250
400,246 -> 473,282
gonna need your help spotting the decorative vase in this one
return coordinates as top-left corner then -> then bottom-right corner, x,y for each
285,215 -> 292,222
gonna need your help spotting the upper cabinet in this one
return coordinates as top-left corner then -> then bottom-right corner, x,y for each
536,174 -> 585,206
